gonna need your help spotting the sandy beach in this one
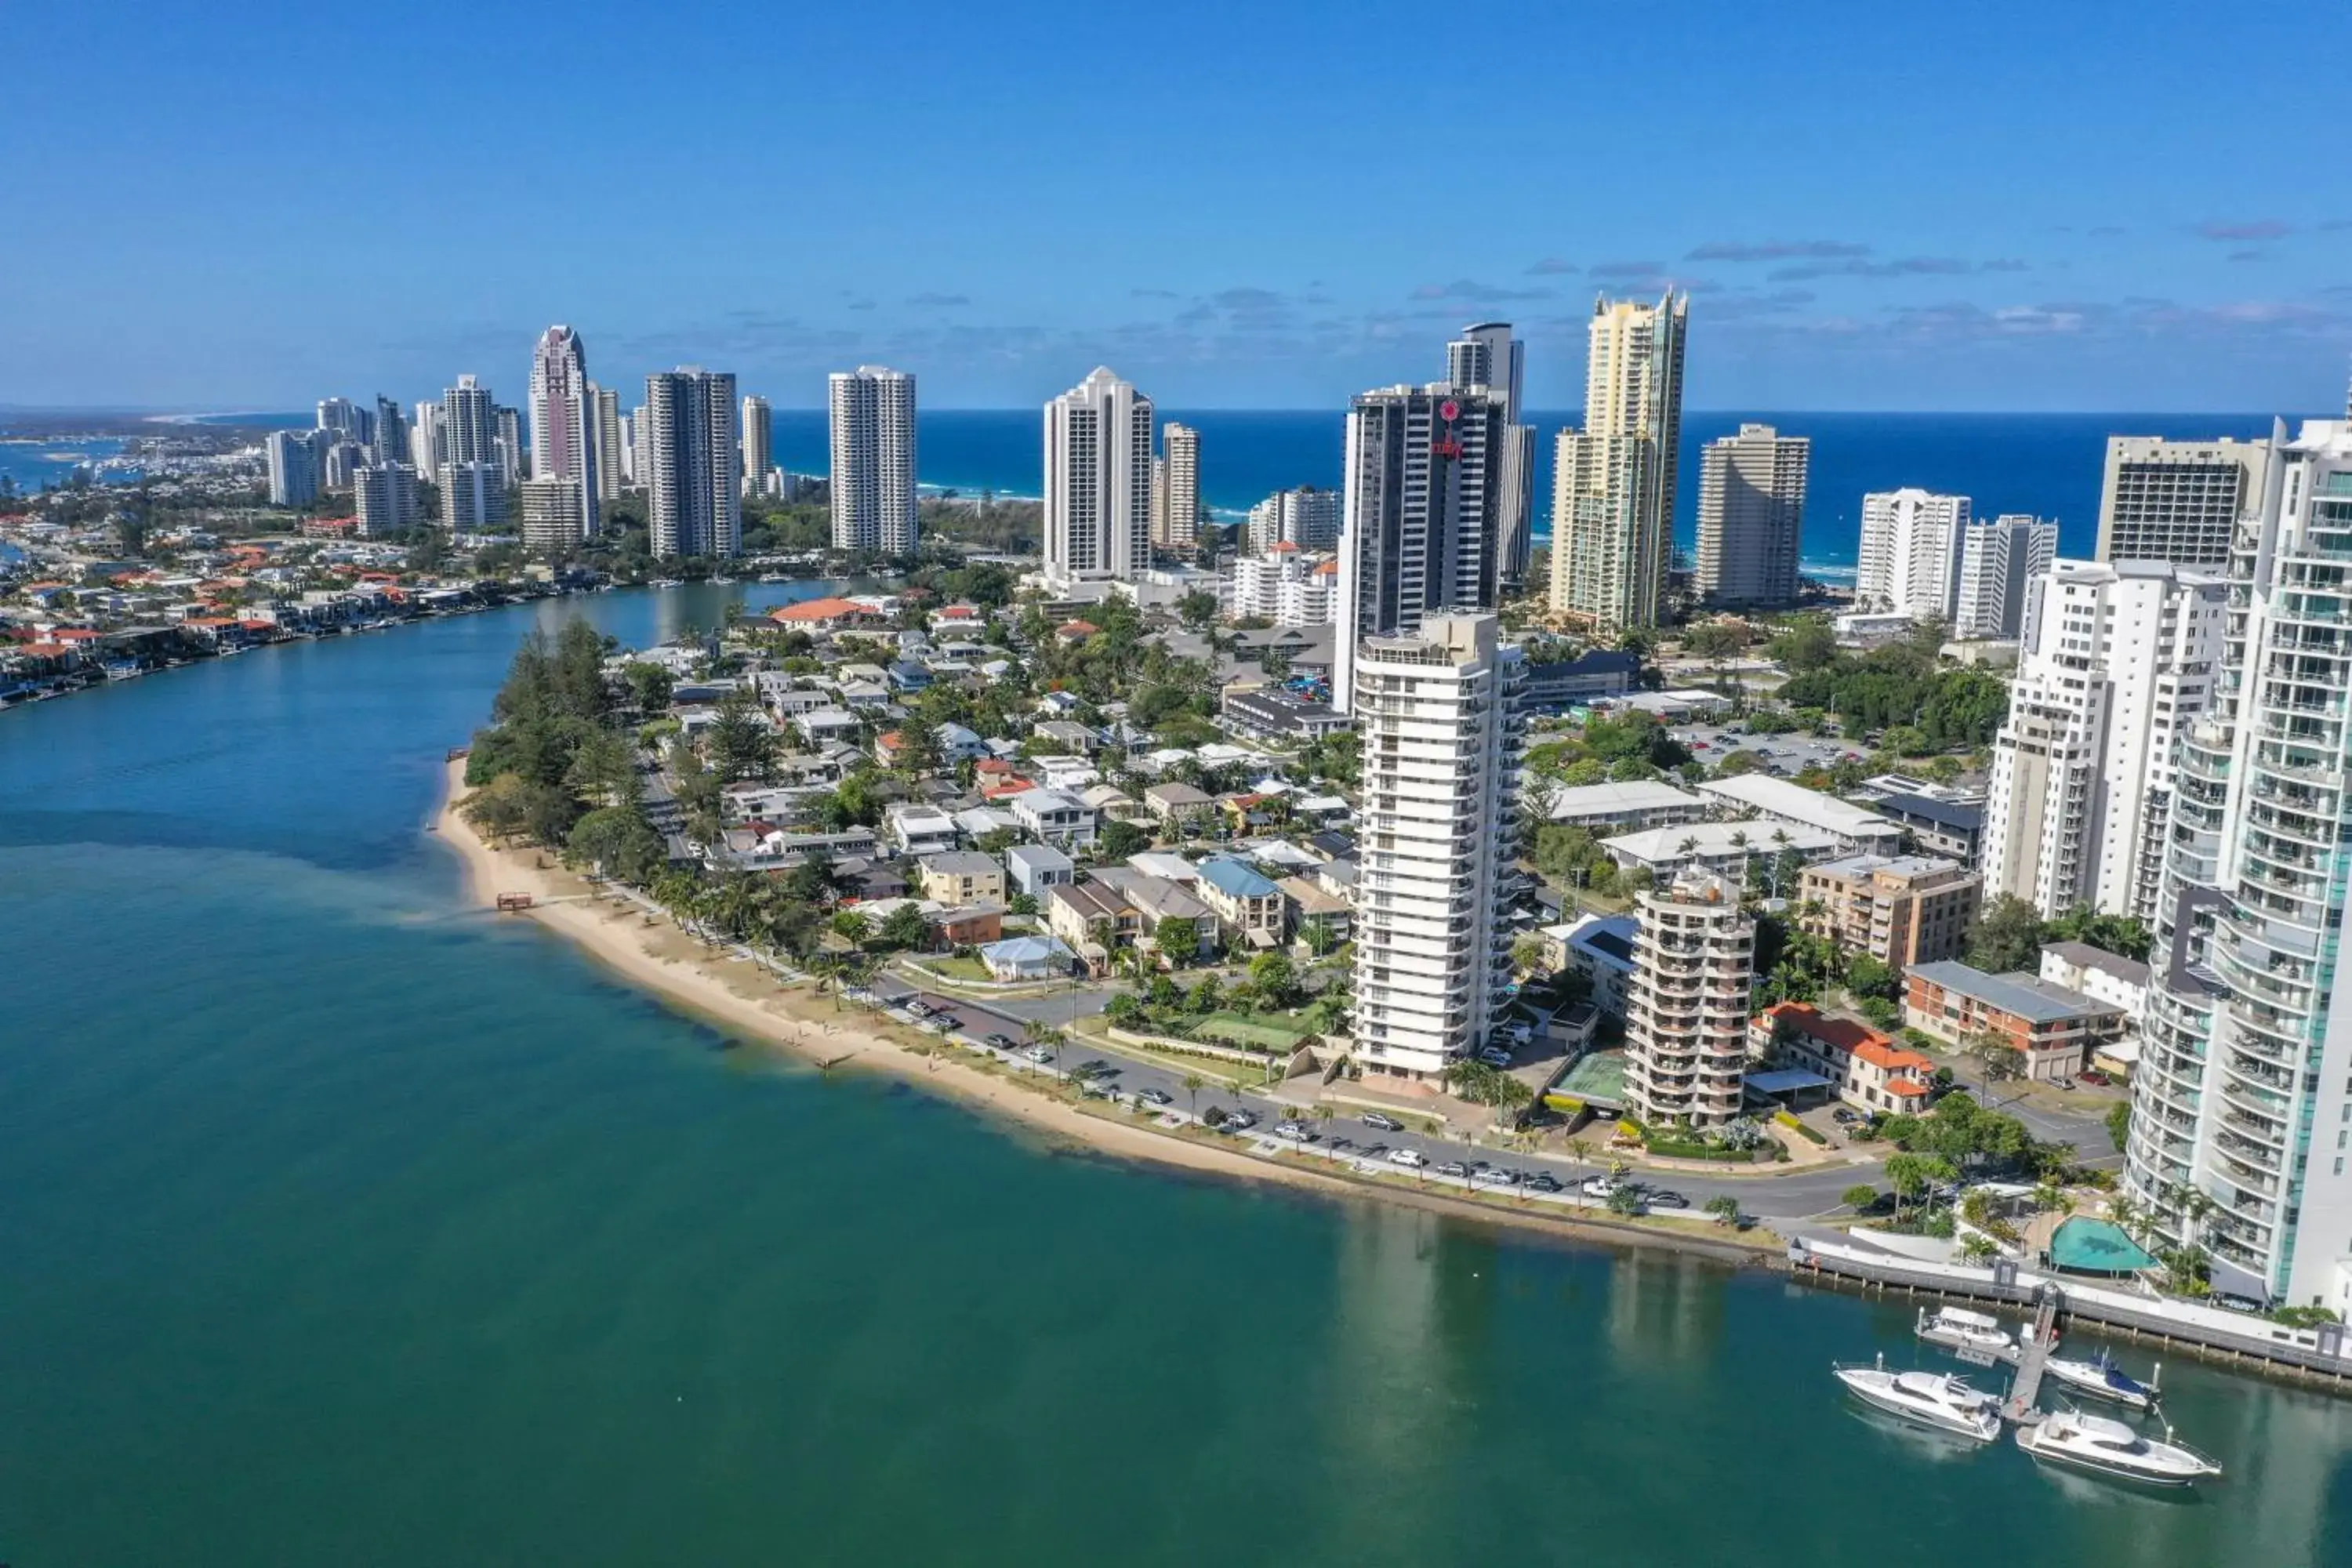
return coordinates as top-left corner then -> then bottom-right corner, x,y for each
430,758 -> 1777,1265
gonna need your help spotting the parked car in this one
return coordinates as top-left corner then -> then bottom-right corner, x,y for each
1388,1147 -> 1428,1169
927,1014 -> 961,1033
1022,1045 -> 1054,1064
905,1000 -> 932,1018
983,1033 -> 1018,1050
1646,1190 -> 1690,1210
2078,1069 -> 2111,1087
1436,1161 -> 1471,1178
1477,1048 -> 1514,1069
1138,1087 -> 1174,1106
1273,1122 -> 1312,1142
1831,1108 -> 1860,1126
1361,1112 -> 1403,1132
1225,1110 -> 1258,1131
1581,1176 -> 1621,1199
1474,1167 -> 1519,1187
1525,1174 -> 1563,1194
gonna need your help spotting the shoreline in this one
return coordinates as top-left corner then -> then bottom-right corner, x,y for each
427,757 -> 1777,1269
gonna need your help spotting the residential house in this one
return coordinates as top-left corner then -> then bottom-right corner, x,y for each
918,851 -> 1007,906
1080,783 -> 1151,824
1006,843 -> 1076,899
1144,782 -> 1216,829
1033,719 -> 1097,754
933,903 -> 1004,949
1007,787 -> 1097,848
1902,961 -> 2127,1083
1602,821 -> 1842,882
1045,880 -> 1141,974
884,803 -> 960,857
1553,913 -> 1639,1017
1540,781 -> 1712,833
793,708 -> 862,747
1277,875 -> 1352,948
952,805 -> 1022,842
1091,867 -> 1219,963
1752,1001 -> 1935,1114
1193,856 -> 1285,949
978,934 -> 1076,982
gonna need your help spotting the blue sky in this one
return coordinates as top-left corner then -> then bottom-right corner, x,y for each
3,0 -> 2345,412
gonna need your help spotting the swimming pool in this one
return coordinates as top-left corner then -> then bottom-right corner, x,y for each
2049,1216 -> 2158,1275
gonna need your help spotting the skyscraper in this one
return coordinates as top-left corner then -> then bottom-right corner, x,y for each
1855,488 -> 1971,619
1332,383 -> 1505,708
740,394 -> 772,495
372,395 -> 407,467
444,461 -> 507,530
353,463 -> 422,538
1980,560 -> 2226,920
589,384 -> 623,502
1625,871 -> 1755,1127
527,325 -> 599,539
1246,485 -> 1341,553
265,430 -> 323,506
1043,367 -> 1152,586
1951,514 -> 2057,640
412,400 -> 445,474
1447,323 -> 1536,587
438,376 -> 496,485
1548,292 -> 1688,631
493,405 -> 522,489
316,397 -> 364,441
644,368 -> 740,560
2097,435 -> 2274,568
519,477 -> 588,557
1693,423 -> 1809,608
2125,416 -> 2352,1309
1153,421 -> 1200,554
827,365 -> 918,556
1348,612 -> 1524,1080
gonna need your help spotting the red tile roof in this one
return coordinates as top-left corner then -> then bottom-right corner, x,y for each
1760,1001 -> 1894,1056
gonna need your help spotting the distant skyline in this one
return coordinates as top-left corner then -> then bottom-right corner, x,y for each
3,1 -> 2347,413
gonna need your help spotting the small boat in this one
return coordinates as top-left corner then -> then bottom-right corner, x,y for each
2042,1348 -> 2159,1412
1834,1357 -> 2002,1443
1917,1305 -> 2017,1359
2016,1410 -> 2220,1487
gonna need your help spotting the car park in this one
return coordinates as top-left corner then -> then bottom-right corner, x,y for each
1361,1112 -> 1403,1132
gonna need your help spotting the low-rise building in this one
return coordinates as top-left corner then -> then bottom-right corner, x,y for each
1221,684 -> 1351,743
1697,774 -> 1905,857
1092,867 -> 1219,962
884,803 -> 960,857
1902,960 -> 2128,1083
1752,1001 -> 1936,1114
1603,820 -> 1841,882
1537,779 -> 1711,833
978,934 -> 1075,982
1144,781 -> 1217,829
1517,649 -> 1641,714
1079,782 -> 1150,823
1193,856 -> 1285,949
2037,942 -> 2150,1018
1797,854 -> 1980,970
1005,843 -> 1075,899
1007,787 -> 1098,848
1867,789 -> 1987,866
1044,879 -> 1142,974
1548,913 -> 1638,1017
918,850 -> 1007,906
1276,874 -> 1352,949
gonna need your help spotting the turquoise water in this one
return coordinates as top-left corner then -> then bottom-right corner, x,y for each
3,585 -> 2349,1566
2053,1217 -> 2162,1275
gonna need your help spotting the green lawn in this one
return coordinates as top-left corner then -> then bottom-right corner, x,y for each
1194,1012 -> 1316,1051
922,954 -> 994,982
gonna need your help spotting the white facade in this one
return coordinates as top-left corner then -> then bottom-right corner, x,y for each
1044,367 -> 1152,586
1694,423 -> 1809,608
1952,514 -> 2056,640
589,384 -> 623,501
438,375 -> 497,485
1981,559 -> 2225,920
443,460 -> 506,530
644,368 -> 740,560
1446,323 -> 1534,586
519,476 -> 587,556
1246,486 -> 1341,552
352,463 -> 420,537
1549,292 -> 1687,633
411,401 -> 444,474
1334,383 -> 1504,708
827,366 -> 918,556
527,325 -> 599,539
739,394 -> 772,496
1229,548 -> 1336,627
265,430 -> 322,506
1348,613 -> 1524,1079
1625,871 -> 1755,1127
2127,417 -> 2352,1309
1857,488 -> 1970,619
2097,435 -> 2274,569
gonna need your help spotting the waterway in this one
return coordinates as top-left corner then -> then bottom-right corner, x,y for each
2,584 -> 2347,1566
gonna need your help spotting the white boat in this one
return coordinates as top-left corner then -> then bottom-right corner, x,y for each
1834,1359 -> 2002,1443
1917,1305 -> 2018,1358
2016,1410 -> 2220,1487
2042,1349 -> 2158,1412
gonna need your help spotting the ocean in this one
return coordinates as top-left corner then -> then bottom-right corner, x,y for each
1,583 -> 2347,1566
147,408 -> 2298,582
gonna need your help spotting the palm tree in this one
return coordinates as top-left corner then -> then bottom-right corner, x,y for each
1182,1073 -> 1204,1116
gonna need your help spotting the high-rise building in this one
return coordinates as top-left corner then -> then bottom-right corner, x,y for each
1548,292 -> 1688,631
519,476 -> 588,557
2126,417 -> 2352,1311
353,463 -> 422,538
372,395 -> 407,467
527,325 -> 600,539
1625,870 -> 1754,1127
1245,486 -> 1341,553
265,430 -> 324,506
1855,488 -> 1971,620
628,408 -> 648,491
644,368 -> 740,560
2097,435 -> 2274,568
589,385 -> 624,502
1981,559 -> 2227,923
1348,612 -> 1524,1080
322,440 -> 366,489
1333,383 -> 1505,708
1446,322 -> 1536,588
494,405 -> 523,488
1043,367 -> 1152,586
1152,421 -> 1200,555
1230,547 -> 1337,626
1693,423 -> 1809,608
740,394 -> 772,495
439,376 -> 496,480
827,365 -> 919,556
316,397 -> 364,441
412,401 -> 445,474
443,460 -> 507,531
1952,514 -> 2057,640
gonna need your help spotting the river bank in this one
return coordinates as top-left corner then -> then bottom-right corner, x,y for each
431,757 -> 1778,1269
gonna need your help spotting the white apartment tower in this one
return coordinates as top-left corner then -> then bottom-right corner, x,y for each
1044,367 -> 1152,586
1693,423 -> 1809,608
1980,560 -> 2226,921
1952,514 -> 2057,640
2128,416 -> 2352,1312
1549,292 -> 1689,632
411,400 -> 445,474
828,366 -> 918,555
1856,488 -> 1971,620
1333,383 -> 1505,708
443,461 -> 506,530
1348,612 -> 1525,1079
740,394 -> 773,496
1246,486 -> 1341,553
1230,548 -> 1337,627
265,430 -> 323,507
527,325 -> 600,539
438,376 -> 497,486
644,368 -> 741,560
1625,871 -> 1755,1127
589,384 -> 624,501
1447,323 -> 1536,586
2098,435 -> 2275,568
1153,421 -> 1200,554
352,463 -> 421,538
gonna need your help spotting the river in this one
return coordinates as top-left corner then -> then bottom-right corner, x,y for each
1,583 -> 2347,1566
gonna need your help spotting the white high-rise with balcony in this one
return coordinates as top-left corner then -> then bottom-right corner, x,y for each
1625,871 -> 1755,1127
1153,421 -> 1200,554
1230,548 -> 1336,626
2128,416 -> 2352,1313
1952,514 -> 2057,640
1981,559 -> 2226,921
644,368 -> 740,560
740,394 -> 772,496
829,366 -> 918,555
1348,612 -> 1524,1080
1856,488 -> 1970,619
438,375 -> 496,488
1246,486 -> 1341,552
527,325 -> 599,539
1044,367 -> 1152,586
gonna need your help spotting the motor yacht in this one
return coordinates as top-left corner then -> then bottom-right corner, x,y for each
2016,1410 -> 2220,1487
1834,1358 -> 2002,1443
2042,1348 -> 2158,1412
1917,1305 -> 2018,1359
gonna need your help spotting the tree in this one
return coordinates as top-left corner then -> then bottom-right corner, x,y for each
891,720 -> 943,779
622,662 -> 676,713
1248,952 -> 1298,1008
1174,589 -> 1220,631
1841,1184 -> 1881,1214
565,805 -> 664,883
2103,1099 -> 2131,1155
1884,1152 -> 1932,1220
1187,975 -> 1222,1014
1704,1195 -> 1743,1225
1181,1073 -> 1204,1116
1965,895 -> 2045,974
706,691 -> 777,783
879,902 -> 931,952
462,774 -> 536,843
831,909 -> 872,944
1606,1185 -> 1646,1218
1963,1027 -> 2027,1087
1096,818 -> 1152,861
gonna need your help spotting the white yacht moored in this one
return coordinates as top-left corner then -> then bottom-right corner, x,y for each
2016,1410 -> 2220,1487
1833,1357 -> 2002,1443
2041,1349 -> 2158,1412
1916,1305 -> 2019,1360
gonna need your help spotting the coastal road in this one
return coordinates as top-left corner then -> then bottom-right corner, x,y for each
866,976 -> 1882,1223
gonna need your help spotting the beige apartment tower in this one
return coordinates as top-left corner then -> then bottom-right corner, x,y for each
2096,435 -> 2274,568
1549,292 -> 1688,633
1694,423 -> 1808,608
1624,869 -> 1753,1127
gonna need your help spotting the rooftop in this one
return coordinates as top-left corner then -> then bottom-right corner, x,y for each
1761,1000 -> 1894,1055
2042,941 -> 2152,987
1907,961 -> 2127,1022
1605,820 -> 1839,862
1542,779 -> 1710,818
1873,790 -> 1987,830
1804,852 -> 1973,885
1698,774 -> 1897,838
1197,857 -> 1280,899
